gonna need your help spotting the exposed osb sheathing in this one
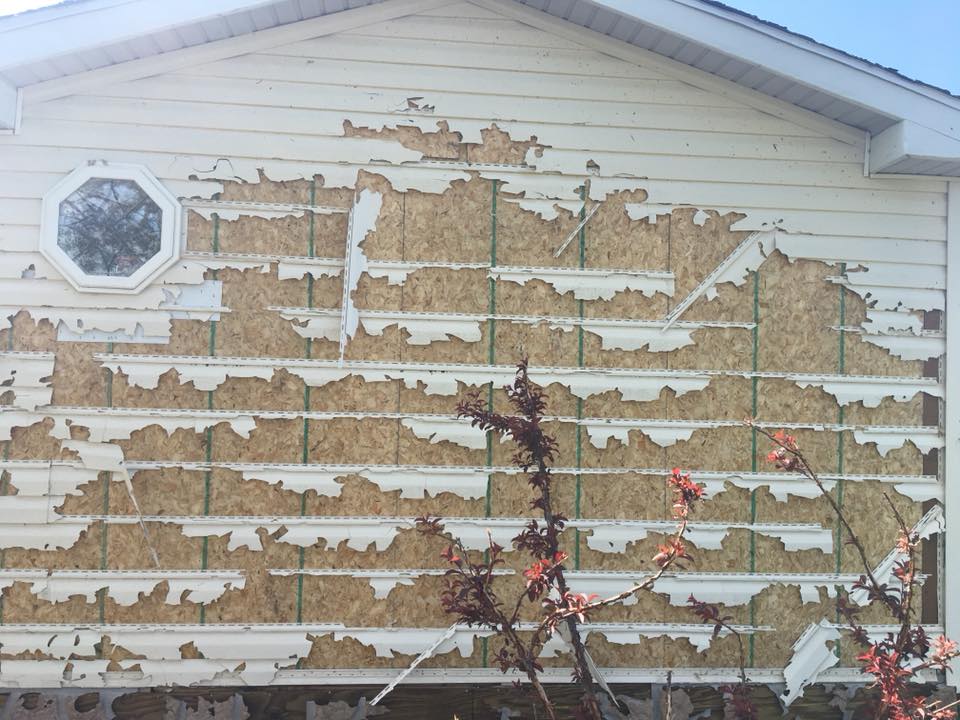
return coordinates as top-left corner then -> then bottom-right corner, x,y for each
0,3 -> 945,702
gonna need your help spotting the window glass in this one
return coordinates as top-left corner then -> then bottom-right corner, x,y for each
56,177 -> 163,277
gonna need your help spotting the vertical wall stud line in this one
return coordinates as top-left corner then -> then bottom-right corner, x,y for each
297,180 -> 317,627
199,213 -> 220,625
396,191 -> 407,464
574,185 -> 586,571
97,340 -> 115,627
748,270 -> 759,668
481,178 -> 499,668
833,262 -> 847,658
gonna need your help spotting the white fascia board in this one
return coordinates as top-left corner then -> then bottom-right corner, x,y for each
591,0 -> 960,141
0,75 -> 17,133
870,120 -> 960,174
946,181 -> 960,689
0,0 -> 281,73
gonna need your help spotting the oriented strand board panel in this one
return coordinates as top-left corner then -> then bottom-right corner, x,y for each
0,0 -> 945,692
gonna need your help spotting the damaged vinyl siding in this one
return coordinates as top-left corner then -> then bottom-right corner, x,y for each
0,0 -> 948,696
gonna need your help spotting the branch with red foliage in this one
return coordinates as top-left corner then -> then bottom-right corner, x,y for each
416,361 -> 709,720
753,421 -> 959,719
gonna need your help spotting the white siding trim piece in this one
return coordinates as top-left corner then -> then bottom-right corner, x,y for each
271,666 -> 930,686
273,306 -> 752,351
780,622 -> 946,707
852,426 -> 944,456
0,460 -> 98,497
849,505 -> 944,606
113,460 -> 939,503
572,622 -> 766,655
0,350 -> 54,410
0,569 -> 244,605
652,230 -> 776,329
580,417 -> 943,455
243,465 -> 490,500
0,279 -> 226,344
204,253 -> 676,299
781,620 -> 841,707
399,416 -> 488,450
0,662 -> 932,690
566,571 -> 859,607
840,327 -> 947,362
0,619 -> 749,686
183,198 -> 347,221
864,309 -> 924,334
788,373 -> 942,407
1,406 -> 939,455
94,353 -> 713,402
576,519 -> 832,554
339,189 -> 383,361
269,568 -> 850,606
174,516 -> 408,552
184,252 -> 534,285
828,275 -> 945,313
46,514 -> 829,555
0,406 -> 259,443
488,265 -> 674,300
268,568 -> 513,599
334,626 -> 490,659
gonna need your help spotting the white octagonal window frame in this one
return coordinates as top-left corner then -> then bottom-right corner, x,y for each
40,163 -> 182,294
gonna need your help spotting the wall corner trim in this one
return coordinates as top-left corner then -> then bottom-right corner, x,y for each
944,180 -> 960,688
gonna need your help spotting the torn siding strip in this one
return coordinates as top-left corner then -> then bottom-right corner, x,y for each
843,328 -> 946,361
568,623 -> 768,655
183,198 -> 347,222
108,460 -> 938,502
264,568 -> 858,606
268,568 -> 513,599
0,407 -> 941,454
95,353 -> 715,401
786,372 -> 942,407
488,265 -> 675,300
0,569 -> 244,605
273,306 -> 753,350
240,464 -> 491,499
849,505 -> 944,606
0,460 -> 99,497
781,620 -> 842,707
579,518 -> 833,554
1,280 -> 225,344
578,416 -> 943,454
0,621 -> 753,679
35,514 -> 830,554
339,189 -> 383,360
566,571 -> 869,607
0,350 -> 54,410
4,458 -> 936,505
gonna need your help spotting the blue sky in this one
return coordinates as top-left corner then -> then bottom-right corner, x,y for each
715,0 -> 960,94
2,0 -> 958,94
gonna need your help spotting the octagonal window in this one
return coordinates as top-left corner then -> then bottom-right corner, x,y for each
57,178 -> 163,277
41,164 -> 182,294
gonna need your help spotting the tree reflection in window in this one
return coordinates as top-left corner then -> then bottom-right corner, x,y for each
56,178 -> 163,277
